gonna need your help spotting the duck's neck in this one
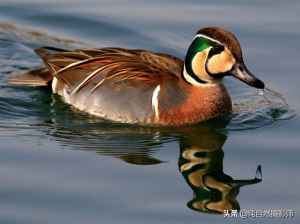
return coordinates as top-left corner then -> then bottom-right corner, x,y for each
183,63 -> 207,85
182,64 -> 223,87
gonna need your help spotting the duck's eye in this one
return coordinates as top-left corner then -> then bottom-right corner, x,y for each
212,45 -> 224,54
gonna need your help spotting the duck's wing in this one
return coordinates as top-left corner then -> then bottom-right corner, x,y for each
8,47 -> 184,94
51,47 -> 184,95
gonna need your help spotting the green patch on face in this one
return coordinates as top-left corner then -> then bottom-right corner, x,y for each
185,36 -> 219,83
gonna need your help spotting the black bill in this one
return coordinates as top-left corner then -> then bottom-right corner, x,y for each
230,62 -> 265,89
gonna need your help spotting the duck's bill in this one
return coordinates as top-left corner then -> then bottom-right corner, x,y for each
230,62 -> 265,89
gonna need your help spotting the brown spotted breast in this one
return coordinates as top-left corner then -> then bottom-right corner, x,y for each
156,83 -> 232,125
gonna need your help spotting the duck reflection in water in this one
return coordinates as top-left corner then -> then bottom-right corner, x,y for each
178,132 -> 262,214
41,102 -> 262,214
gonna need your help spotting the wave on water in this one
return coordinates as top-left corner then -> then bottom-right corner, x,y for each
0,22 -> 299,154
223,86 -> 299,132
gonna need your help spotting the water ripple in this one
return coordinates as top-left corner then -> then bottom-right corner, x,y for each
0,20 -> 298,153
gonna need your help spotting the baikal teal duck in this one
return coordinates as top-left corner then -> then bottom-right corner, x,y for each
8,27 -> 265,125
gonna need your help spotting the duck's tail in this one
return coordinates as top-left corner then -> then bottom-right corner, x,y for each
7,66 -> 53,86
7,47 -> 70,87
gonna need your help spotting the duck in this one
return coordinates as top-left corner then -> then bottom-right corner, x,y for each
8,27 -> 264,125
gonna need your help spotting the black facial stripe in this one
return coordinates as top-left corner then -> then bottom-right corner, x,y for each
208,45 -> 224,59
192,73 -> 207,84
205,46 -> 233,79
205,57 -> 231,79
182,62 -> 207,84
207,45 -> 224,60
213,45 -> 224,54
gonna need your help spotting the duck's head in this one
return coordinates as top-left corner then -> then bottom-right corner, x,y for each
183,27 -> 264,90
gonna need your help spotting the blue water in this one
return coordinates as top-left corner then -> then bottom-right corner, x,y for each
0,1 -> 300,223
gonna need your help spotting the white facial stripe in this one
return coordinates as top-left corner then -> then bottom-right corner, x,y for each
193,34 -> 221,45
152,85 -> 160,119
183,66 -> 202,86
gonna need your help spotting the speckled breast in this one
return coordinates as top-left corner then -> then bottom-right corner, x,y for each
156,83 -> 232,125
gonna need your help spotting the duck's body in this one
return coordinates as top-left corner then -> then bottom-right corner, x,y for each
8,27 -> 264,125
62,67 -> 231,124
